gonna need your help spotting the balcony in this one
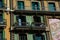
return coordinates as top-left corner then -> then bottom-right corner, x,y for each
11,22 -> 48,31
13,6 -> 60,15
31,22 -> 46,30
0,19 -> 6,29
12,22 -> 30,30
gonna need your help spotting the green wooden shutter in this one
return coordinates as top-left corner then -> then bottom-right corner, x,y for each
14,15 -> 16,23
3,30 -> 5,40
38,2 -> 40,10
14,33 -> 19,40
40,16 -> 44,23
43,33 -> 47,40
26,16 -> 33,25
27,34 -> 33,40
3,13 -> 4,19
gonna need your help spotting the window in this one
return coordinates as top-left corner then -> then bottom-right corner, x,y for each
17,1 -> 24,10
33,16 -> 41,22
32,2 -> 40,10
0,14 -> 3,22
0,0 -> 3,8
33,16 -> 44,26
16,15 -> 26,26
33,34 -> 45,40
19,34 -> 27,40
48,3 -> 56,11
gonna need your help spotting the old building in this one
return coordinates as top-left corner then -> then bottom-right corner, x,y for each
0,0 -> 60,40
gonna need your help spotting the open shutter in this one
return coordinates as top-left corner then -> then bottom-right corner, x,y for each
14,15 -> 16,23
3,30 -> 5,40
14,33 -> 19,40
26,16 -> 33,25
27,34 -> 33,40
40,16 -> 44,23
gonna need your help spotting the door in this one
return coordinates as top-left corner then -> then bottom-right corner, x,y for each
16,16 -> 22,26
16,16 -> 26,26
33,16 -> 41,26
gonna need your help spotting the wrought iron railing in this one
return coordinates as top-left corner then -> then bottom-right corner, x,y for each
31,22 -> 46,28
14,6 -> 60,12
13,22 -> 46,28
13,22 -> 30,27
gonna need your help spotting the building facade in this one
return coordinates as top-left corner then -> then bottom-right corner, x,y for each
0,0 -> 60,40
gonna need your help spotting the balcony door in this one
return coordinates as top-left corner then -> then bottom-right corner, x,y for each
33,16 -> 41,26
33,16 -> 41,22
16,16 -> 26,26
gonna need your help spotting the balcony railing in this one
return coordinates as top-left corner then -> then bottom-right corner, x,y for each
31,22 -> 46,29
14,6 -> 60,11
12,22 -> 46,30
0,19 -> 6,28
13,22 -> 30,27
13,6 -> 60,15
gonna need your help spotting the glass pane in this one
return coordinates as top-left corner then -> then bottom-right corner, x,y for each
32,2 -> 40,10
35,35 -> 42,40
16,16 -> 22,26
48,3 -> 55,11
16,16 -> 26,26
17,1 -> 24,10
0,2 -> 3,8
34,34 -> 45,40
